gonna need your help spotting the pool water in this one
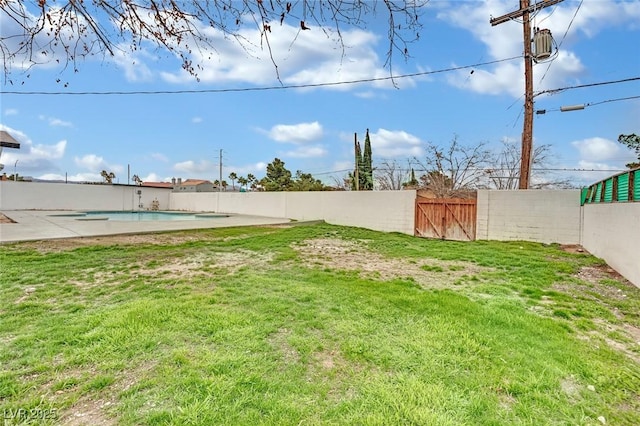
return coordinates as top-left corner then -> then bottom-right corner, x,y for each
80,211 -> 227,221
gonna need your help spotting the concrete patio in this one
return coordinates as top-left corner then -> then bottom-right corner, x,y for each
0,210 -> 292,243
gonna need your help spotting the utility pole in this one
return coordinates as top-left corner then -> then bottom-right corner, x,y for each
354,133 -> 359,191
491,0 -> 563,189
218,149 -> 223,192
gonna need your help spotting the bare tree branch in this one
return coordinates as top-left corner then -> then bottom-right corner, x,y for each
0,0 -> 428,83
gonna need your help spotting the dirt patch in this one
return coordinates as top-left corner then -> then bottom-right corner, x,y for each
12,230 -> 280,254
559,244 -> 588,254
68,249 -> 274,290
268,328 -> 300,366
549,265 -> 640,365
61,397 -> 117,426
13,233 -> 205,253
553,265 -> 634,305
292,238 -> 490,289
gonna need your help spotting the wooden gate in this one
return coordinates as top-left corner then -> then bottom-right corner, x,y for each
415,198 -> 477,241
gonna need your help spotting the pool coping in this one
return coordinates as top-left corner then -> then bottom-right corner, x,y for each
0,210 -> 293,243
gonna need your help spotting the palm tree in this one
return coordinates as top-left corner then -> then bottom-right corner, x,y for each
237,176 -> 248,191
228,172 -> 237,190
247,173 -> 256,191
101,170 -> 115,184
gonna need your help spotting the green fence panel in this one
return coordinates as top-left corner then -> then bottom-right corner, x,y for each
595,182 -> 603,203
634,171 -> 640,201
617,173 -> 629,202
604,178 -> 614,202
580,187 -> 589,205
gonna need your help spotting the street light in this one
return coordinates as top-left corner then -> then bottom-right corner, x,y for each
14,159 -> 18,181
560,104 -> 586,112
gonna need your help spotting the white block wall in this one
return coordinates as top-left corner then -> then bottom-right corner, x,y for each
582,203 -> 640,287
0,181 -> 171,211
476,190 -> 581,244
170,190 -> 417,235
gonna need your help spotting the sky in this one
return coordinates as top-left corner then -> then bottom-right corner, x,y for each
1,0 -> 639,188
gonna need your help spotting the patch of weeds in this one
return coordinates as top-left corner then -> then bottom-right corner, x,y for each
420,264 -> 444,273
52,377 -> 80,392
84,374 -> 115,392
553,309 -> 571,319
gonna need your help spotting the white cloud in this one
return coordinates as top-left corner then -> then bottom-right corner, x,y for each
192,117 -> 203,124
74,154 -> 123,174
369,129 -> 424,158
142,172 -> 167,182
569,137 -> 636,183
39,115 -> 73,127
110,44 -> 155,83
282,145 -> 327,158
571,137 -> 634,163
0,125 -> 67,173
225,162 -> 268,176
173,160 -> 214,174
4,108 -> 18,116
156,22 -> 417,90
437,0 -> 639,97
74,154 -> 108,171
267,121 -> 323,144
333,160 -> 354,173
150,153 -> 169,162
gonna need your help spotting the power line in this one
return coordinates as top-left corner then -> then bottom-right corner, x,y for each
310,166 -> 628,177
535,76 -> 640,97
536,94 -> 640,113
0,56 -> 522,96
538,0 -> 583,85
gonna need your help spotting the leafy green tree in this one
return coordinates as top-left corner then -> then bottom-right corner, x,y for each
618,134 -> 640,169
261,158 -> 292,191
290,171 -> 327,191
402,168 -> 419,188
228,172 -> 237,190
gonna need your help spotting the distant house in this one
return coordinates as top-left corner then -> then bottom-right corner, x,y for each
172,178 -> 215,193
142,182 -> 174,189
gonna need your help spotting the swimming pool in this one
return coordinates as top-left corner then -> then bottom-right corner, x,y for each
52,211 -> 228,222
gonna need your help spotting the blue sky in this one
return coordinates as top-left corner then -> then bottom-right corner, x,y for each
1,0 -> 639,187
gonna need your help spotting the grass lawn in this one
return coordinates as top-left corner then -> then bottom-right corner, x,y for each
1,223 -> 639,425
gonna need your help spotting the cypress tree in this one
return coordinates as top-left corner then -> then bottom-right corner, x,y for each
351,139 -> 362,191
362,128 -> 373,190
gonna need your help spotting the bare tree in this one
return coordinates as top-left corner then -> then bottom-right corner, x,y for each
1,1 -> 427,83
375,159 -> 409,190
413,136 -> 492,197
330,174 -> 350,191
485,139 -> 572,189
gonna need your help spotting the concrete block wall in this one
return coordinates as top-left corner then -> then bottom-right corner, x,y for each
170,190 -> 417,235
582,203 -> 640,287
476,190 -> 581,244
0,181 -> 171,211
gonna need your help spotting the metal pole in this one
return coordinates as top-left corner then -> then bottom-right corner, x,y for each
354,132 -> 359,191
219,149 -> 223,192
